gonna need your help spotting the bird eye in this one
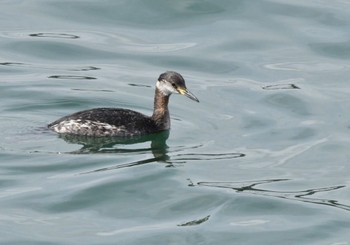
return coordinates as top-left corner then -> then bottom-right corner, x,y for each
171,83 -> 177,88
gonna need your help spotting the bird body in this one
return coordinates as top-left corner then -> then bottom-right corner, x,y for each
48,71 -> 198,137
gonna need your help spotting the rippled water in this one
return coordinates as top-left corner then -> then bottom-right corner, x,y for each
1,1 -> 350,244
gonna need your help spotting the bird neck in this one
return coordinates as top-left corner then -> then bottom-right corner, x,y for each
151,87 -> 170,130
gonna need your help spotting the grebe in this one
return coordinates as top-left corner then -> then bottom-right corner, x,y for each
48,71 -> 199,137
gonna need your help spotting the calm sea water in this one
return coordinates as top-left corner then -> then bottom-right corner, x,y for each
1,0 -> 350,244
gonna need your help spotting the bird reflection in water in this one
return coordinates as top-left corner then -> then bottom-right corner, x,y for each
58,130 -> 171,172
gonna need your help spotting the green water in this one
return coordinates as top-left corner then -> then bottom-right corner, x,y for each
1,1 -> 350,244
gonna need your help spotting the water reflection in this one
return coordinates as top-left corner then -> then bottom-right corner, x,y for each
198,179 -> 350,212
54,130 -> 245,174
60,130 -> 169,153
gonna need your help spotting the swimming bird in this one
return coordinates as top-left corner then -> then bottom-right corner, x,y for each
48,71 -> 199,137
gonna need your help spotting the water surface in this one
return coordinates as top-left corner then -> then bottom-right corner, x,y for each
1,1 -> 350,244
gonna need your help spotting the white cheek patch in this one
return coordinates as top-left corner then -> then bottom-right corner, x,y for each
156,80 -> 178,96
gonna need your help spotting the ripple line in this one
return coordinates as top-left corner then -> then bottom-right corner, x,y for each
0,62 -> 26,66
48,75 -> 96,80
262,84 -> 300,90
174,152 -> 245,161
198,179 -> 350,212
177,215 -> 210,227
29,33 -> 79,39
69,66 -> 100,71
79,156 -> 163,175
128,83 -> 152,88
